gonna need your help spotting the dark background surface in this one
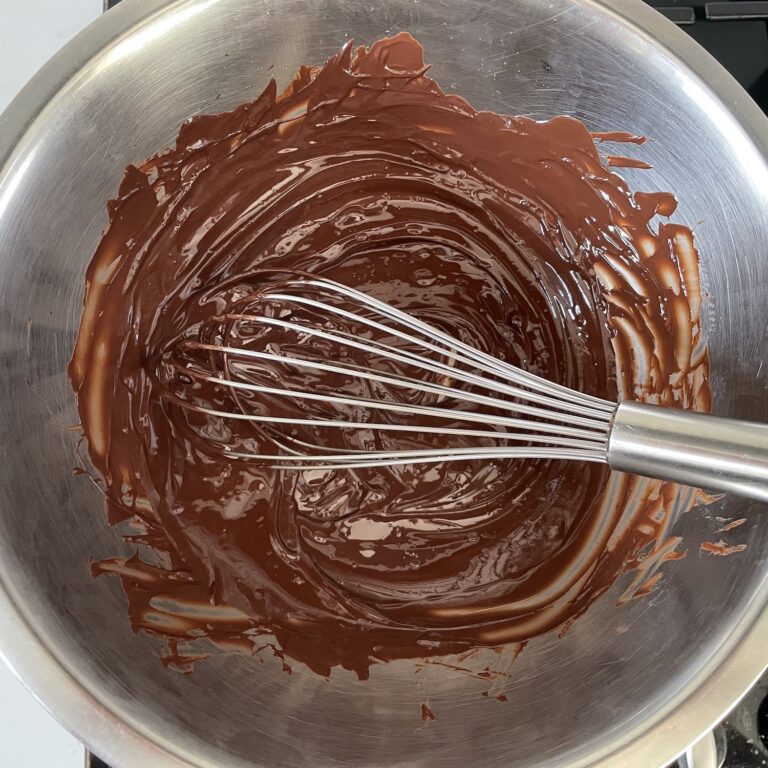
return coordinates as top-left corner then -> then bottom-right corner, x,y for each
91,1 -> 767,767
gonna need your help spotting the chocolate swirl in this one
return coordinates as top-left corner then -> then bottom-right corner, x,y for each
69,33 -> 709,678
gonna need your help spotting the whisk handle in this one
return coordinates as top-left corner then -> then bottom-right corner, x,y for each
608,401 -> 768,503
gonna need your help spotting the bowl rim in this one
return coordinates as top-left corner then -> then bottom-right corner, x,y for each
0,0 -> 767,766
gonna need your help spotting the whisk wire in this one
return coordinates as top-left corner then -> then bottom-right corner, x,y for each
258,289 -> 615,420
173,369 -> 609,444
227,447 -> 609,471
180,336 -> 611,436
286,279 -> 615,411
166,276 -> 617,468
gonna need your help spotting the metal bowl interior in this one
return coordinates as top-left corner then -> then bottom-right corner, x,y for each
0,1 -> 767,767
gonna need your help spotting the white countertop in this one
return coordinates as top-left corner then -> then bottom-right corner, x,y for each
0,3 -> 103,764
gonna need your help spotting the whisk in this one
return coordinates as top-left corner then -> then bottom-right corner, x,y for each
166,277 -> 768,503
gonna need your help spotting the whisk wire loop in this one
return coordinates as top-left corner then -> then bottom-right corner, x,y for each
166,276 -> 617,469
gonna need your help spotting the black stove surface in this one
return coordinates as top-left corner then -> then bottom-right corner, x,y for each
648,0 -> 768,112
91,2 -> 767,767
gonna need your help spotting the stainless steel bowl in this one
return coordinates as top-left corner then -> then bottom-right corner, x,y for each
0,1 -> 767,766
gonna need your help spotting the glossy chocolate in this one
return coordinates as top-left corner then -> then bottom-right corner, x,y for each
69,33 -> 709,678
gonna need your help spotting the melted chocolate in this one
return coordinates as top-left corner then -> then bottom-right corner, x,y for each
69,33 -> 709,679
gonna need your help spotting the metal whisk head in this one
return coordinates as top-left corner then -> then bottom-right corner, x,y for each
160,277 -> 617,469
